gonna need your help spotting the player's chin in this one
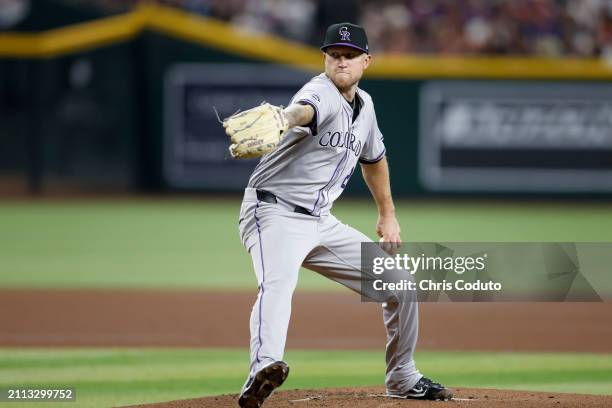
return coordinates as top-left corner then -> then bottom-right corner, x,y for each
334,74 -> 352,87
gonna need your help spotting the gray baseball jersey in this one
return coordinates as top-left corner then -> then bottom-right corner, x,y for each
247,73 -> 386,216
238,73 -> 421,396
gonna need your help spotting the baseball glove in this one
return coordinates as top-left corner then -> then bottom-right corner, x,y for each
223,103 -> 289,159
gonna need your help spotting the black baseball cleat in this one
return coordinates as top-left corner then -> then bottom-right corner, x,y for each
238,361 -> 290,408
388,376 -> 453,401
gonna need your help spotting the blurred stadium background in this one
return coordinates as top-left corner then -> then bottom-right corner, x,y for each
1,1 -> 612,407
2,0 -> 612,196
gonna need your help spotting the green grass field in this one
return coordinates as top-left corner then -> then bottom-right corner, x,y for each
1,199 -> 611,406
1,198 -> 611,289
1,348 -> 611,407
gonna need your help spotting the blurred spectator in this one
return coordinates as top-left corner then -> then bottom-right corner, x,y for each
231,0 -> 317,43
0,0 -> 30,29
55,0 -> 612,58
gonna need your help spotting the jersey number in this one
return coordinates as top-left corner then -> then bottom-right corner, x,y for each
341,165 -> 356,189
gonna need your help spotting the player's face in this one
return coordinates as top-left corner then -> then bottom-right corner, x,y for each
323,46 -> 371,91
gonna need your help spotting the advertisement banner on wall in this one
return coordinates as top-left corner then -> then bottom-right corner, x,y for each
163,64 -> 312,190
419,81 -> 612,193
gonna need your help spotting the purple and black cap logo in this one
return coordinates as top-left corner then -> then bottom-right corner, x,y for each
321,22 -> 369,54
339,26 -> 351,41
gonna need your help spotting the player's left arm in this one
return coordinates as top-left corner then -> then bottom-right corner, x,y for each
360,156 -> 401,247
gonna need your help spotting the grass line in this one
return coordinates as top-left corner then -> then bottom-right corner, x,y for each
0,348 -> 610,407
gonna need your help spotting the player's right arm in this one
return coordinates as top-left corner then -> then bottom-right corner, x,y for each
283,103 -> 315,128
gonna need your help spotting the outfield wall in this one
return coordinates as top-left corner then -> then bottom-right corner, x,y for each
2,4 -> 612,197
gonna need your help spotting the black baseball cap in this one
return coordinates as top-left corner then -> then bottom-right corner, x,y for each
321,22 -> 369,54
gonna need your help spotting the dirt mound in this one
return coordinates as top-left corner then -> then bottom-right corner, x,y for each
125,387 -> 612,407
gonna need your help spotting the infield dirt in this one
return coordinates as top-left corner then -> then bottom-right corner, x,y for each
1,289 -> 611,351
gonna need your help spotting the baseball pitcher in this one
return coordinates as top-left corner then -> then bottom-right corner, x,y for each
223,22 -> 453,408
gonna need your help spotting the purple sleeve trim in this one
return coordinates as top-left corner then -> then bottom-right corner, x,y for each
359,148 -> 386,164
296,99 -> 319,136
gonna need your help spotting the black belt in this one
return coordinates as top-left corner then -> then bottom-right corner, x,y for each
256,189 -> 314,216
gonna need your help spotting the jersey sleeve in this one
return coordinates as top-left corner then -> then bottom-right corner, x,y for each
291,80 -> 338,136
359,107 -> 386,164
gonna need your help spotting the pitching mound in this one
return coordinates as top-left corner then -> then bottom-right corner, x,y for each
126,387 -> 612,407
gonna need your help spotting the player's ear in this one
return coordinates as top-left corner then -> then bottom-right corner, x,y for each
363,54 -> 372,69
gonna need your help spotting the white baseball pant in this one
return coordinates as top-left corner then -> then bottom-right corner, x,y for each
238,187 -> 422,393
